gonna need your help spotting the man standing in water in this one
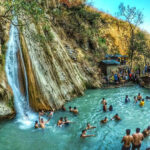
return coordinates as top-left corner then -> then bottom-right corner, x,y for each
121,129 -> 133,150
80,130 -> 95,138
132,128 -> 144,150
39,115 -> 50,129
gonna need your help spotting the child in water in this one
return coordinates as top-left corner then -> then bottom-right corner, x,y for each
140,99 -> 145,107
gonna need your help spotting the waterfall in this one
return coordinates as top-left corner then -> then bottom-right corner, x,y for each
5,18 -> 36,129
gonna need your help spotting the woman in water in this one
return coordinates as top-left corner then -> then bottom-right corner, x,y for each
109,105 -> 113,111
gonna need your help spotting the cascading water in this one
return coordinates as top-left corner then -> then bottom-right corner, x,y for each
5,18 -> 36,129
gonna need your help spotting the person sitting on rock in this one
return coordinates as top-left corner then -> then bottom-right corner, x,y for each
48,109 -> 54,118
86,123 -> 96,130
111,114 -> 121,121
100,117 -> 108,124
80,130 -> 95,138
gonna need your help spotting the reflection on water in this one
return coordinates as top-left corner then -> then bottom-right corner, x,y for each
0,85 -> 150,150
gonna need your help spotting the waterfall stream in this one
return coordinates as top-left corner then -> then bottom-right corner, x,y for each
5,18 -> 36,129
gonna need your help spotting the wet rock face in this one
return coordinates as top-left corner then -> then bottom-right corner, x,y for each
20,18 -> 102,111
139,76 -> 150,88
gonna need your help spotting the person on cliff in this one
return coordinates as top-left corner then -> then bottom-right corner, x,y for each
86,123 -> 96,130
80,130 -> 95,138
121,129 -> 133,150
48,109 -> 54,118
73,107 -> 78,115
39,115 -> 50,129
57,117 -> 64,127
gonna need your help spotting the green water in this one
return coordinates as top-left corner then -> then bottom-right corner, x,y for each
0,85 -> 150,150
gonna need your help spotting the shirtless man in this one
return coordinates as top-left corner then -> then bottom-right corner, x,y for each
101,98 -> 107,105
100,117 -> 108,124
111,113 -> 121,121
73,107 -> 78,115
142,126 -> 150,138
48,109 -> 54,118
39,116 -> 50,129
69,106 -> 73,112
132,128 -> 144,150
121,129 -> 133,150
64,117 -> 73,126
137,93 -> 142,101
103,103 -> 107,112
80,130 -> 95,138
86,123 -> 96,130
57,117 -> 64,127
34,121 -> 39,129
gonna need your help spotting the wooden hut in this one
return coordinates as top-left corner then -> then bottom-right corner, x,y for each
99,60 -> 120,76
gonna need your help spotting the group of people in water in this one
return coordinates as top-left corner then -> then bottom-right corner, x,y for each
34,92 -> 150,150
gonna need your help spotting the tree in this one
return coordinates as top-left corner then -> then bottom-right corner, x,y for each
117,3 -> 143,68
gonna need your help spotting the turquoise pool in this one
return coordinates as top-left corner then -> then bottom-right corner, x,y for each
0,85 -> 150,150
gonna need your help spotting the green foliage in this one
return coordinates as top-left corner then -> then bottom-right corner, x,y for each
43,25 -> 54,42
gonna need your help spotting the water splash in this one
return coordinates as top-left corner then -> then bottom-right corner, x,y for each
5,18 -> 37,129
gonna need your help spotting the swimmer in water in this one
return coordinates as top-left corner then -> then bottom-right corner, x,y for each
139,99 -> 145,107
62,105 -> 66,111
111,113 -> 121,121
134,96 -> 138,103
73,107 -> 78,115
121,129 -> 133,150
142,126 -> 150,138
137,93 -> 142,101
64,117 -> 73,126
101,98 -> 107,105
103,103 -> 107,112
34,121 -> 39,129
57,117 -> 64,127
69,106 -> 73,112
86,123 -> 96,130
39,115 -> 50,129
109,105 -> 113,111
100,117 -> 108,124
132,128 -> 144,150
80,130 -> 95,138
